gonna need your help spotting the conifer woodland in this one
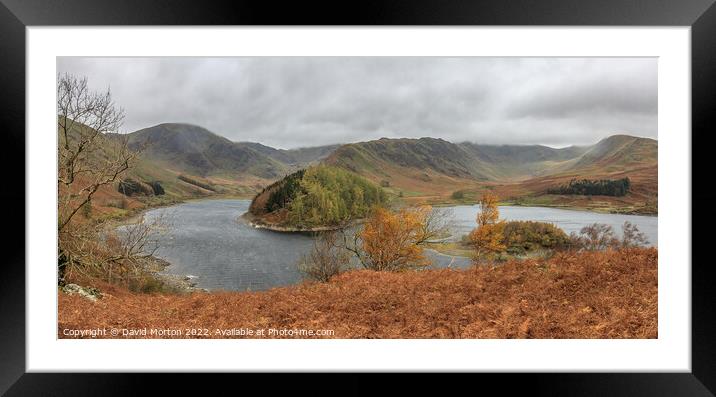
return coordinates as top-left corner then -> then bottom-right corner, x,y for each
250,165 -> 387,228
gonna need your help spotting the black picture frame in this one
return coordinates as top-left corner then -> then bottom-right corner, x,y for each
2,0 -> 714,395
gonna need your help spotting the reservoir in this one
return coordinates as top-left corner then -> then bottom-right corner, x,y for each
136,199 -> 657,291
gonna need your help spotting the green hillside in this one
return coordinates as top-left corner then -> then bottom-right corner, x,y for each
326,135 -> 656,183
62,121 -> 269,221
97,121 -> 656,215
458,142 -> 590,180
566,135 -> 658,172
321,134 -> 657,213
124,123 -> 289,179
325,137 -> 497,180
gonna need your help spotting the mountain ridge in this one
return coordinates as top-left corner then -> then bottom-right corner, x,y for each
112,122 -> 656,213
124,123 -> 339,179
325,134 -> 656,182
322,133 -> 657,213
125,123 -> 656,185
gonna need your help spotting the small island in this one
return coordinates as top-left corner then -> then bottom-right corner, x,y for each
246,165 -> 387,232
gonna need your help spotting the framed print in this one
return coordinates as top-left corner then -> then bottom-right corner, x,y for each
2,0 -> 715,395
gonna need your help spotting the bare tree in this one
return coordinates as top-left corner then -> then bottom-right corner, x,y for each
56,74 -> 154,286
414,206 -> 453,245
112,214 -> 167,260
60,213 -> 169,284
338,226 -> 368,267
103,213 -> 170,283
297,231 -> 351,282
621,221 -> 650,248
57,73 -> 136,232
570,223 -> 619,251
570,222 -> 650,252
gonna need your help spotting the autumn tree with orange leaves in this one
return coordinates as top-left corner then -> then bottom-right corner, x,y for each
469,192 -> 506,260
342,205 -> 450,271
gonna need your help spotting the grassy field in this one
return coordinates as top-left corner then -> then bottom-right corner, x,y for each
381,169 -> 657,215
59,248 -> 657,339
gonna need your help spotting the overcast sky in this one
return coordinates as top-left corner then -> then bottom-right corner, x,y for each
57,57 -> 657,149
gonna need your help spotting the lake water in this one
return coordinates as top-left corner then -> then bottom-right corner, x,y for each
445,205 -> 658,245
138,199 -> 657,291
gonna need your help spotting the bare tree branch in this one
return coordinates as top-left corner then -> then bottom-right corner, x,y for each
57,73 -> 132,232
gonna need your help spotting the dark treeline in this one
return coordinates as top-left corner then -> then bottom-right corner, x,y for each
547,177 -> 631,197
177,174 -> 216,192
265,169 -> 306,212
118,178 -> 165,197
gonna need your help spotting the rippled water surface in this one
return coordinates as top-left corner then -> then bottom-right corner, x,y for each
139,199 -> 657,291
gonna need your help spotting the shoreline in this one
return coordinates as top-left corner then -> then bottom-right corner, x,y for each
102,194 -> 254,294
239,211 -> 348,233
142,253 -> 209,294
503,201 -> 658,217
107,196 -> 656,293
433,201 -> 658,217
108,193 -> 255,227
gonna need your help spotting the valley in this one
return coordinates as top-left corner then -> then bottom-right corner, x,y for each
54,57 -> 661,342
94,123 -> 657,220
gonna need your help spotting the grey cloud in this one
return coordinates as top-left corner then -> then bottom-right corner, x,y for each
505,59 -> 657,119
56,57 -> 657,149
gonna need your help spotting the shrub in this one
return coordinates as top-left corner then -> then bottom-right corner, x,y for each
60,214 -> 167,289
502,221 -> 571,254
569,222 -> 649,251
451,190 -> 465,200
569,223 -> 618,251
344,206 -> 450,271
129,276 -> 164,294
297,232 -> 350,282
58,248 -> 658,339
621,221 -> 650,247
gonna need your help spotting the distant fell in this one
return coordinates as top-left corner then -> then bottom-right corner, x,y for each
236,141 -> 340,166
568,135 -> 657,171
113,121 -> 656,213
325,134 -> 656,182
325,137 -> 494,180
320,134 -> 656,213
125,123 -> 285,178
125,123 -> 338,179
